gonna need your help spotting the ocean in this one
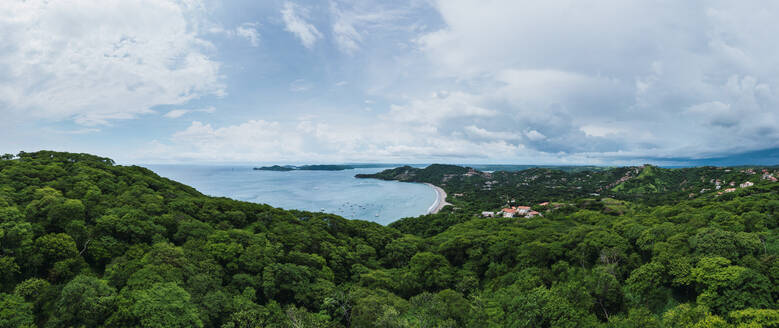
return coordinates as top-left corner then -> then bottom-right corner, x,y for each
145,165 -> 436,225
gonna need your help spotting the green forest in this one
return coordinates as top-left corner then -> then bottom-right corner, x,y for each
1,151 -> 777,327
358,164 -> 778,210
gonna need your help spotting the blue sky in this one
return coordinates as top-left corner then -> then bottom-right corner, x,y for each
1,0 -> 778,165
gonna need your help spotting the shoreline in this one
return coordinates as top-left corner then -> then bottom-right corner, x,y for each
425,183 -> 451,214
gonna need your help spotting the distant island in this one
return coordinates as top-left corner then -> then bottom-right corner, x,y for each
254,163 -> 411,171
254,165 -> 296,171
254,164 -> 355,171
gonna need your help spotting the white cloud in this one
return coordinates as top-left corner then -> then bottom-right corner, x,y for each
236,22 -> 260,47
206,21 -> 261,47
164,110 -> 193,119
131,1 -> 779,163
163,106 -> 216,119
580,125 -> 625,138
0,0 -> 225,126
524,130 -> 546,141
7,1 -> 779,164
331,9 -> 362,54
281,2 -> 322,49
463,126 -> 523,141
401,0 -> 779,159
135,116 -> 557,163
170,120 -> 304,161
386,91 -> 496,123
329,0 -> 420,54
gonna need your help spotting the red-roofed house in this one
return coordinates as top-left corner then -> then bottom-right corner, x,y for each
515,206 -> 531,215
501,208 -> 517,218
526,211 -> 540,218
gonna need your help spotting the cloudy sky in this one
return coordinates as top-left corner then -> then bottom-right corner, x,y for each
1,0 -> 778,165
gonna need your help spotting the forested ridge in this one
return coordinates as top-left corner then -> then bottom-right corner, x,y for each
358,164 -> 779,210
1,151 -> 777,327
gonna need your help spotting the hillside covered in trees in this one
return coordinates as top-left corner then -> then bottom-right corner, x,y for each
0,151 -> 777,327
358,164 -> 779,212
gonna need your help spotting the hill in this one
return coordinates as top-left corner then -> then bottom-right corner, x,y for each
359,164 -> 778,212
355,164 -> 470,182
254,164 -> 356,171
467,164 -> 613,173
0,151 -> 777,327
254,165 -> 296,171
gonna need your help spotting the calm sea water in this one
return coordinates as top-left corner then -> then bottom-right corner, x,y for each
145,165 -> 436,225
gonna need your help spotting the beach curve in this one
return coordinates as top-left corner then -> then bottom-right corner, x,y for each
425,183 -> 451,214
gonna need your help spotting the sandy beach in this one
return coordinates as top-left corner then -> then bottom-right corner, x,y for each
425,183 -> 452,214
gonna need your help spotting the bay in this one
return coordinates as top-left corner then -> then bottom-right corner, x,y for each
145,165 -> 436,225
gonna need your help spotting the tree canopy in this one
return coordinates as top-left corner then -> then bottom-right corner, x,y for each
0,151 -> 776,327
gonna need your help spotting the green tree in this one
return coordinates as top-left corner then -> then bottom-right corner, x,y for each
624,261 -> 671,312
729,308 -> 779,328
607,307 -> 660,328
35,233 -> 79,262
0,257 -> 19,290
382,236 -> 422,268
661,303 -> 726,328
48,275 -> 117,327
485,285 -> 598,328
128,282 -> 203,328
350,288 -> 409,328
0,293 -> 34,328
403,252 -> 455,293
47,198 -> 85,231
691,257 -> 772,314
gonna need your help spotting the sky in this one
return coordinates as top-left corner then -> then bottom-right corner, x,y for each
1,0 -> 778,165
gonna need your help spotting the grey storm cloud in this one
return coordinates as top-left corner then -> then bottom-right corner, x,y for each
396,0 -> 779,160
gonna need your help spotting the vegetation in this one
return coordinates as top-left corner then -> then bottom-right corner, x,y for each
0,151 -> 777,327
358,164 -> 778,211
254,164 -> 356,171
355,164 -> 469,183
254,165 -> 296,171
255,164 -> 405,171
467,164 -> 614,173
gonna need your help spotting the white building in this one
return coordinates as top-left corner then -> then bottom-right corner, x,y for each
501,208 -> 517,218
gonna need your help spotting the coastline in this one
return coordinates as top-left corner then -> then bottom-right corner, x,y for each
425,183 -> 451,214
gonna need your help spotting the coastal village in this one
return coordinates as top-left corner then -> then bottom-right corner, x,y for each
481,204 -> 544,218
481,202 -> 549,218
474,167 -> 779,219
707,168 -> 777,196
